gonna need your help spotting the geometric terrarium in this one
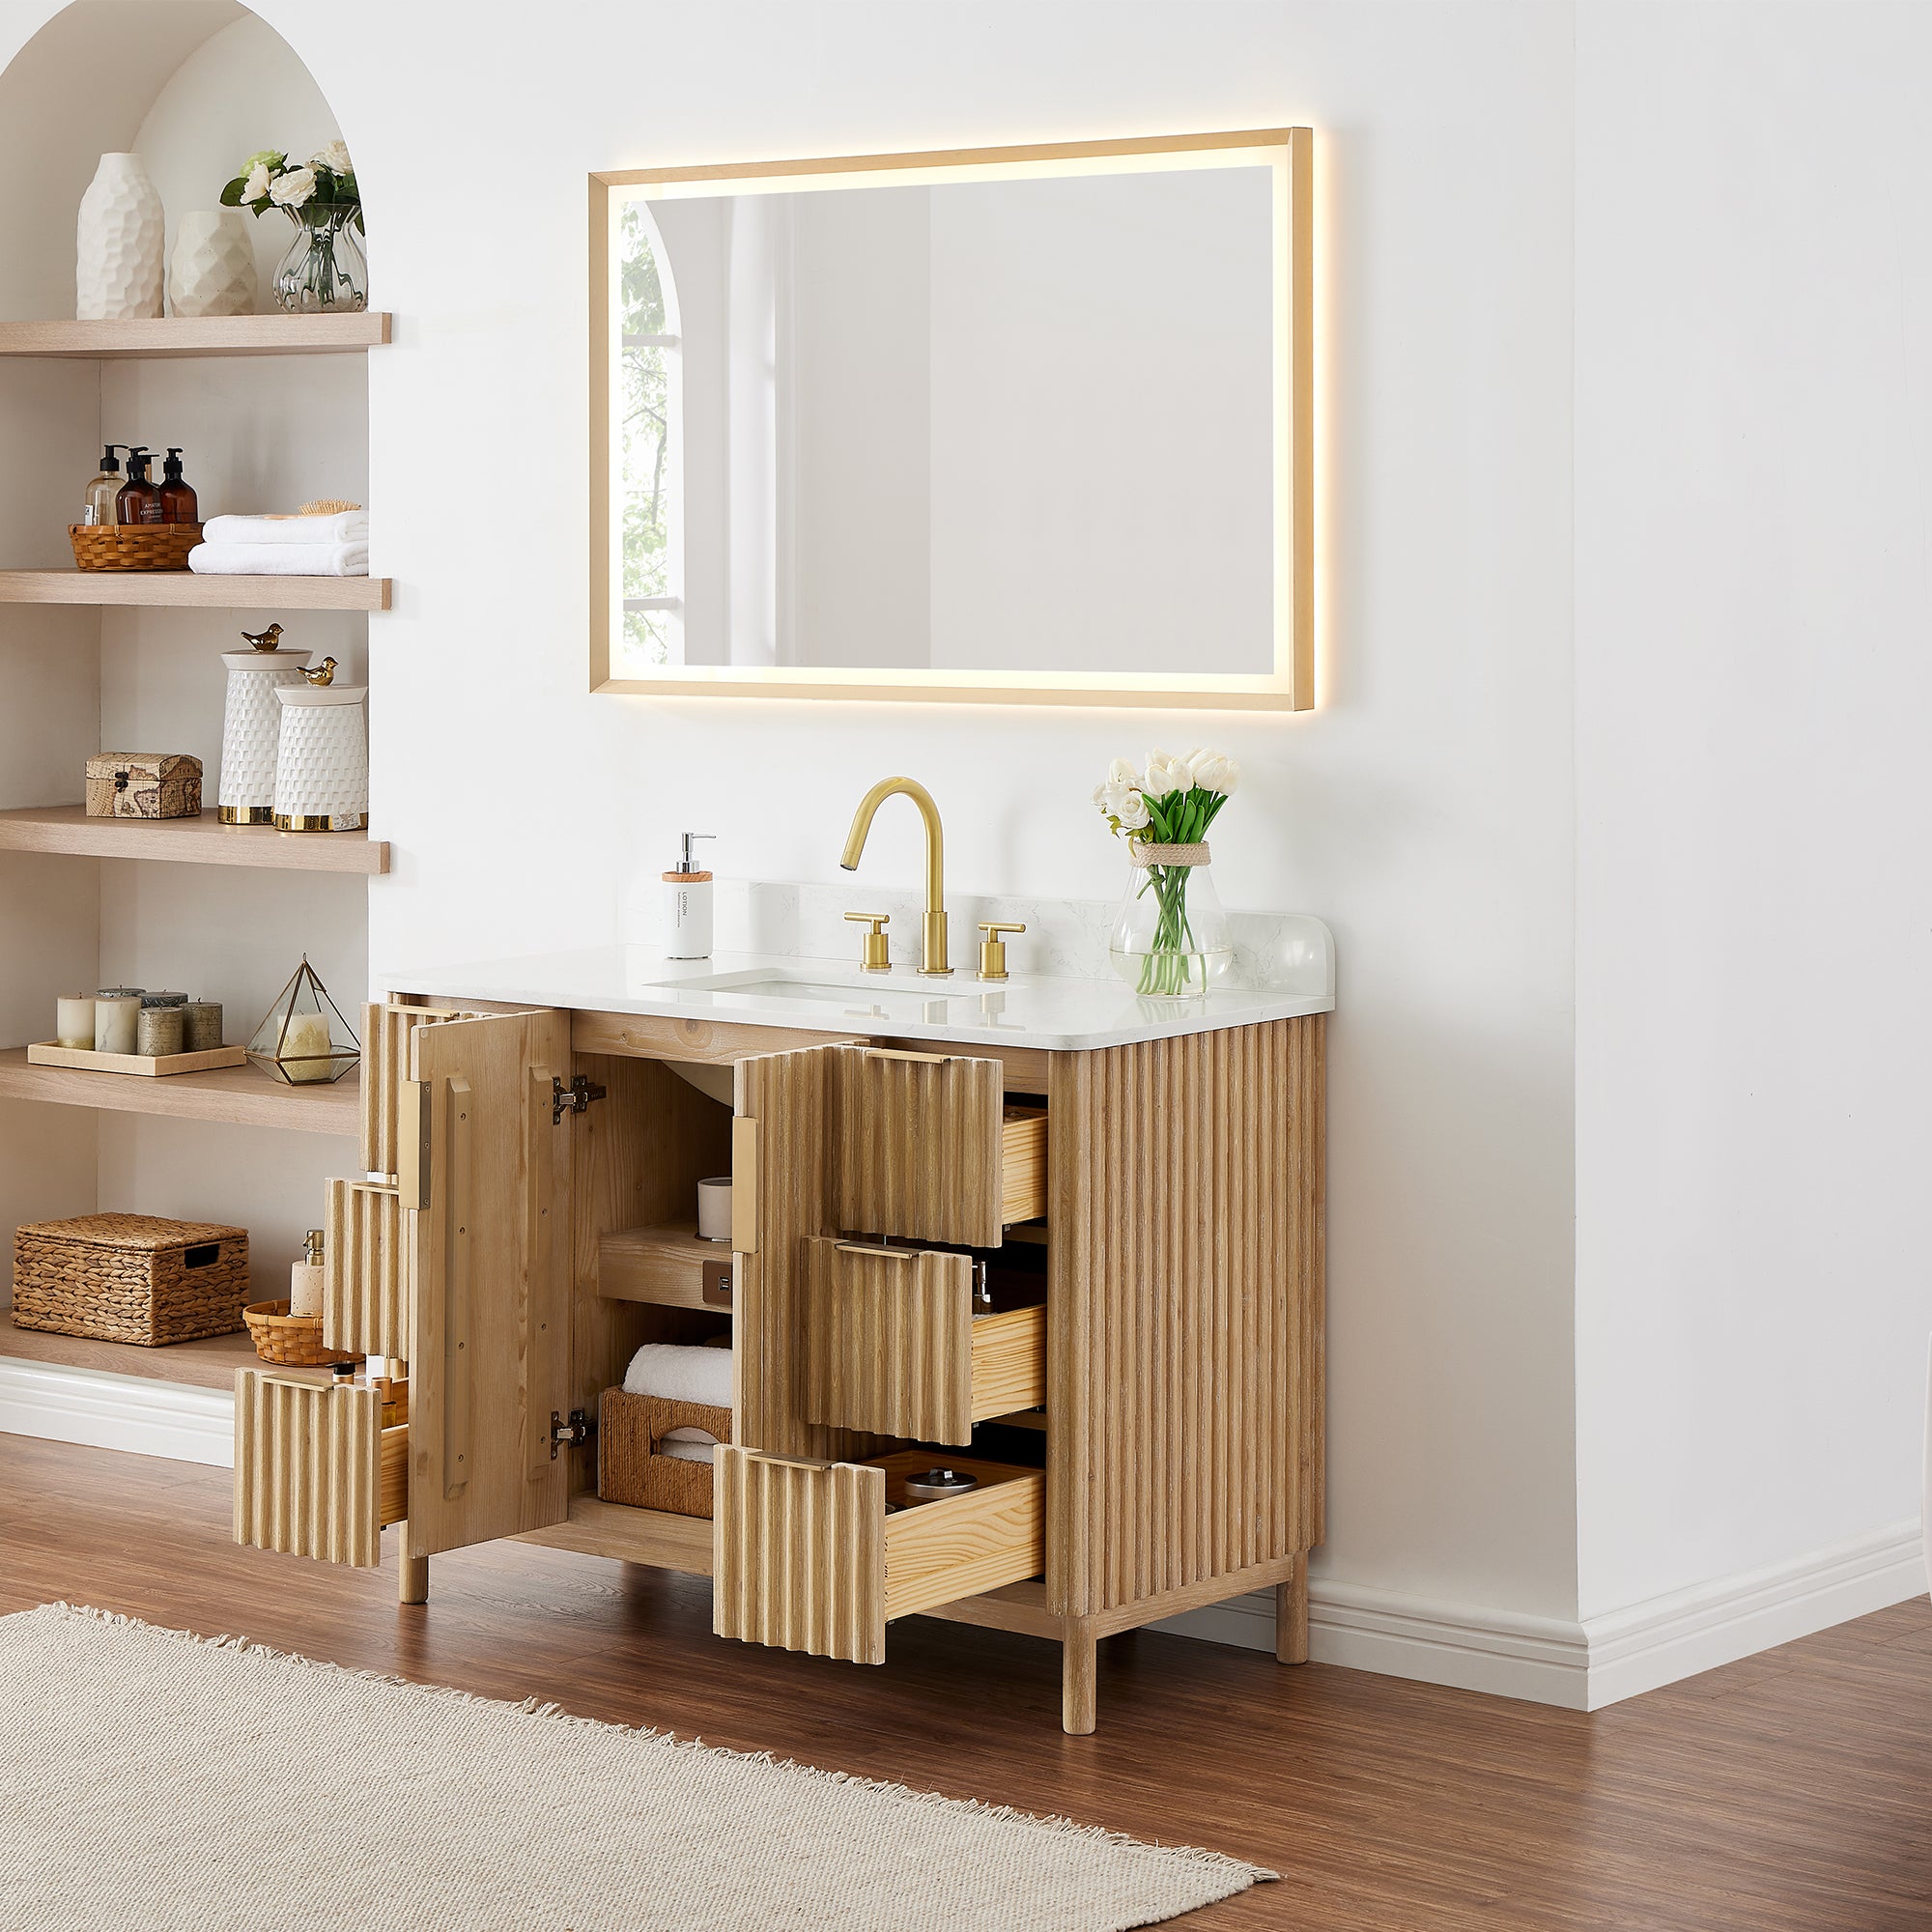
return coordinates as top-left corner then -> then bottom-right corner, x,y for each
247,955 -> 360,1085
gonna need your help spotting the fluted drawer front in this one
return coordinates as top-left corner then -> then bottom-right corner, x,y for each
323,1178 -> 405,1358
831,1047 -> 1045,1247
713,1446 -> 887,1663
360,1002 -> 467,1177
801,1238 -> 1045,1445
713,1447 -> 1043,1664
232,1370 -> 407,1569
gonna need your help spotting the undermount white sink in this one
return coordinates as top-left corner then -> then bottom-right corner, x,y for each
642,965 -> 975,1020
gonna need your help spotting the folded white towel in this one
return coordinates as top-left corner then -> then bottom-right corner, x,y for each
188,541 -> 369,578
203,512 -> 369,546
659,1436 -> 716,1465
622,1342 -> 732,1406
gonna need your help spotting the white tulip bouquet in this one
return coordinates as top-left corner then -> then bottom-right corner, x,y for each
1094,748 -> 1240,995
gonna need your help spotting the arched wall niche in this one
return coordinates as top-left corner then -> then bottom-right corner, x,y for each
0,0 -> 356,321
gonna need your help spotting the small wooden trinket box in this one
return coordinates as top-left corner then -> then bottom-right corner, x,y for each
84,752 -> 203,819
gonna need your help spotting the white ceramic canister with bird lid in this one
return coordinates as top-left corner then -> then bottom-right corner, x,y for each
272,658 -> 367,832
218,624 -> 312,824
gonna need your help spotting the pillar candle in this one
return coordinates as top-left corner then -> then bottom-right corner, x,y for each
183,1002 -> 222,1052
137,1007 -> 184,1057
56,995 -> 96,1049
282,1011 -> 334,1083
94,995 -> 140,1054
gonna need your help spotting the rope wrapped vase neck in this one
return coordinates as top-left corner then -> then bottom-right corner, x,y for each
1129,840 -> 1211,867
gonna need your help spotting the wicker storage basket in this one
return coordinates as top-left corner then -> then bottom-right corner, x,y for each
598,1388 -> 731,1518
242,1298 -> 361,1368
12,1213 -> 247,1346
68,523 -> 203,572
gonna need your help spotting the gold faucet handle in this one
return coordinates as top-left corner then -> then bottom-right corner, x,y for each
977,921 -> 1026,981
844,911 -> 892,972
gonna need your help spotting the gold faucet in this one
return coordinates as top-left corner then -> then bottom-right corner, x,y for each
839,777 -> 951,975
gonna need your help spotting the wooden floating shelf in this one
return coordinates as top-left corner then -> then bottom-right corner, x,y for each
0,1047 -> 358,1133
599,1222 -> 733,1310
0,313 -> 390,358
0,1311 -> 298,1393
0,805 -> 387,874
0,570 -> 388,611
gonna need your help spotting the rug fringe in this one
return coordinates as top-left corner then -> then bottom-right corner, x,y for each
22,1601 -> 1274,1884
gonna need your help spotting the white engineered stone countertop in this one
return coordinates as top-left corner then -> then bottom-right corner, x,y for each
384,911 -> 1335,1054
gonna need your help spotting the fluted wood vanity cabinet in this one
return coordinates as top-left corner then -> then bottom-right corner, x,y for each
233,994 -> 1325,1734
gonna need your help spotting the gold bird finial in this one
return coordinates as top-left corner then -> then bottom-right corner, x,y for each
241,623 -> 284,652
299,657 -> 337,688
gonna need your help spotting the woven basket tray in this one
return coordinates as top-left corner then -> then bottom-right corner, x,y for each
598,1388 -> 731,1519
242,1299 -> 362,1369
68,523 -> 202,572
12,1212 -> 247,1347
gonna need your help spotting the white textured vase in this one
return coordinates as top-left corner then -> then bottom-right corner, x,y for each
272,683 -> 368,832
170,210 -> 257,319
218,644 -> 312,822
76,153 -> 164,321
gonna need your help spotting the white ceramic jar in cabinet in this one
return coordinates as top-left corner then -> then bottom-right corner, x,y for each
272,683 -> 368,832
218,644 -> 312,823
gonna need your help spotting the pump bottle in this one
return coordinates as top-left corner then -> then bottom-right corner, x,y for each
115,447 -> 162,525
664,833 -> 717,959
158,447 -> 197,525
82,445 -> 122,526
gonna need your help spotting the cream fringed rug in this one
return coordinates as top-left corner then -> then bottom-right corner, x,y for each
0,1605 -> 1268,1932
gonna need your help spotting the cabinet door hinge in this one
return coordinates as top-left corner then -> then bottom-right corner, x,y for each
549,1407 -> 595,1458
551,1073 -> 607,1124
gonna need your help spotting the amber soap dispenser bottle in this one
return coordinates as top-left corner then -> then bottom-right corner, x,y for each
115,446 -> 162,525
158,447 -> 197,525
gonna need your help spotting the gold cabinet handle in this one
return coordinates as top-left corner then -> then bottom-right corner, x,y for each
843,910 -> 892,972
977,920 -> 1026,981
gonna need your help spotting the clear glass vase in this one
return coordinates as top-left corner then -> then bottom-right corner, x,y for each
272,203 -> 366,313
1109,845 -> 1234,997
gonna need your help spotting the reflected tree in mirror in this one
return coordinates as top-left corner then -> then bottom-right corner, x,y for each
620,203 -> 680,668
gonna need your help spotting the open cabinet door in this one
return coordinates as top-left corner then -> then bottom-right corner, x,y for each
402,1009 -> 573,1558
731,1042 -> 839,1459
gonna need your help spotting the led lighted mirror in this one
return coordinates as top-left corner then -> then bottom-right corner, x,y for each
590,129 -> 1312,709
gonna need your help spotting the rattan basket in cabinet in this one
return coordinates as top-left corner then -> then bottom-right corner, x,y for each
598,1388 -> 731,1518
12,1212 -> 247,1346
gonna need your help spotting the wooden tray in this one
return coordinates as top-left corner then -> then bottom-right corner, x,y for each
27,1040 -> 244,1078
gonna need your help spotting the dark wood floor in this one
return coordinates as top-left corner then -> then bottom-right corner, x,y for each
4,1432 -> 1928,1930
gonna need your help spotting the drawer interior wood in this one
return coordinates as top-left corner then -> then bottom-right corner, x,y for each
713,1445 -> 1042,1664
599,1222 -> 734,1310
233,1370 -> 409,1570
801,1238 -> 1045,1444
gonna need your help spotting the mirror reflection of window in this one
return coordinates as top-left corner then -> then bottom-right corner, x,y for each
618,202 -> 683,669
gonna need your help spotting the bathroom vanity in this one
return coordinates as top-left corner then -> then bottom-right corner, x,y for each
232,931 -> 1331,1734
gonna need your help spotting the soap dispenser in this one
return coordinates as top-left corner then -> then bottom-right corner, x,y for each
664,833 -> 717,959
115,446 -> 161,525
158,447 -> 197,525
82,445 -> 122,526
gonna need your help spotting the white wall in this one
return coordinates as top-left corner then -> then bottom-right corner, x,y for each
1574,1 -> 1932,1616
286,0 -> 1581,1623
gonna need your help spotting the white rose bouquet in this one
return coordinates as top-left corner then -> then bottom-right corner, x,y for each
1094,749 -> 1240,995
219,143 -> 365,313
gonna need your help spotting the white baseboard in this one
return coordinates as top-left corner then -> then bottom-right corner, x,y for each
0,1357 -> 234,1467
1156,1518 -> 1927,1709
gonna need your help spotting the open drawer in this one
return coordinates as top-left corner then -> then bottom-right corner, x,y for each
831,1047 -> 1046,1246
713,1447 -> 1044,1664
800,1237 -> 1045,1444
232,1370 -> 408,1569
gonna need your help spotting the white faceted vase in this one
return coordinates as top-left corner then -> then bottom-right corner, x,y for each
170,210 -> 257,318
272,683 -> 368,832
218,643 -> 312,822
76,153 -> 164,321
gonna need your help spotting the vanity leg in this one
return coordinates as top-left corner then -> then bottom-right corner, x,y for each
399,1540 -> 429,1607
1062,1623 -> 1098,1735
1275,1553 -> 1309,1664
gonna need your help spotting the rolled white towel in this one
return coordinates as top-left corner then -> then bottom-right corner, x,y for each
188,541 -> 369,578
622,1341 -> 732,1406
203,511 -> 369,546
